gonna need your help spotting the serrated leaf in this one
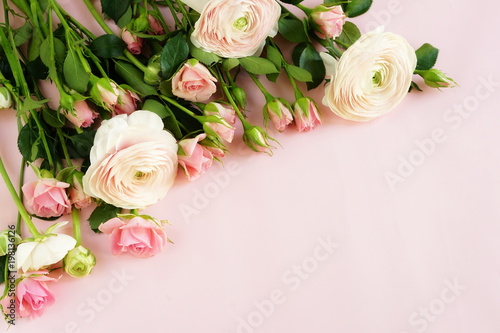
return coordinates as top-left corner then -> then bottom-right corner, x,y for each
278,17 -> 309,43
28,27 -> 43,61
13,22 -> 33,46
415,43 -> 439,71
239,57 -> 279,75
42,108 -> 65,128
286,65 -> 312,82
189,42 -> 220,66
116,6 -> 133,28
18,122 -> 41,162
336,21 -> 361,48
67,130 -> 96,160
296,44 -> 325,90
40,37 -> 66,68
342,0 -> 373,18
266,45 -> 282,70
17,97 -> 50,116
88,204 -> 121,233
101,0 -> 131,23
89,34 -> 126,58
161,33 -> 189,79
222,58 -> 240,72
63,49 -> 90,93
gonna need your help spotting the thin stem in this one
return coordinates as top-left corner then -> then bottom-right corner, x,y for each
248,73 -> 274,101
0,157 -> 41,238
57,129 -> 73,167
71,208 -> 81,246
297,4 -> 312,16
16,158 -> 26,237
149,0 -> 170,33
82,0 -> 115,34
159,95 -> 196,117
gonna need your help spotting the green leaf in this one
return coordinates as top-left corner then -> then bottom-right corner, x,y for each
88,204 -> 121,233
28,27 -> 44,61
116,6 -> 133,28
188,42 -> 220,66
26,57 -> 49,80
342,0 -> 373,17
294,44 -> 325,90
280,0 -> 303,4
336,21 -> 361,47
114,61 -> 157,96
0,255 -> 6,284
13,22 -> 33,46
63,49 -> 90,93
286,65 -> 312,82
410,81 -> 423,92
42,108 -> 65,128
18,121 -> 41,162
101,0 -> 131,23
239,57 -> 279,75
67,130 -> 96,160
89,34 -> 126,58
142,99 -> 183,139
222,58 -> 240,72
415,43 -> 439,71
40,37 -> 66,68
266,45 -> 282,70
142,99 -> 169,118
278,17 -> 309,43
17,97 -> 50,116
161,33 -> 189,79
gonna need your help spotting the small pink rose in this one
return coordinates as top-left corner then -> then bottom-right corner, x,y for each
65,100 -> 99,128
0,270 -> 57,319
178,133 -> 213,181
114,89 -> 140,116
172,60 -> 217,102
311,5 -> 346,39
204,103 -> 236,143
121,28 -> 143,54
95,80 -> 120,110
148,14 -> 164,35
22,178 -> 71,218
69,173 -> 92,210
293,97 -> 322,132
99,216 -> 167,257
266,99 -> 293,132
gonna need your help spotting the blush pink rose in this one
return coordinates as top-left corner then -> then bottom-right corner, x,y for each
148,14 -> 164,35
204,103 -> 236,143
293,97 -> 322,132
114,89 -> 140,116
22,178 -> 71,218
65,100 -> 99,128
121,28 -> 143,54
172,60 -> 217,102
0,270 -> 57,319
98,216 -> 167,257
311,5 -> 346,39
69,173 -> 92,210
178,133 -> 214,181
265,98 -> 293,132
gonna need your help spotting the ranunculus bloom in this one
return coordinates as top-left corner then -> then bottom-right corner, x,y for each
22,178 -> 72,218
172,60 -> 217,102
204,102 -> 236,143
65,100 -> 99,128
293,97 -> 322,132
16,223 -> 77,272
187,0 -> 281,58
311,5 -> 345,39
99,216 -> 167,257
0,270 -> 57,319
114,89 -> 140,116
322,27 -> 417,121
148,14 -> 164,35
265,98 -> 294,132
178,133 -> 214,181
82,111 -> 178,209
121,28 -> 143,54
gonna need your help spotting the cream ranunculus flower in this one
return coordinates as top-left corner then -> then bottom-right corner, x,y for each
16,222 -> 77,272
82,111 -> 178,209
187,0 -> 281,58
322,27 -> 417,121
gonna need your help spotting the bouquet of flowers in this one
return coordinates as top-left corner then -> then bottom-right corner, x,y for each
0,0 -> 454,321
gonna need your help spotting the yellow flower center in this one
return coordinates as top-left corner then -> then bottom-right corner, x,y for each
233,17 -> 248,31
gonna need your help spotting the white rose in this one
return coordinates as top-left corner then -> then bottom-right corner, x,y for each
187,0 -> 281,58
16,222 -> 76,272
83,111 -> 178,209
322,27 -> 417,121
0,87 -> 12,109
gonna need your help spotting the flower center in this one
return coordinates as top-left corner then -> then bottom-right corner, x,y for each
134,171 -> 145,180
233,17 -> 248,31
372,70 -> 383,87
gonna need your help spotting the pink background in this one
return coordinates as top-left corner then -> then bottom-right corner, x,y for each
1,0 -> 499,332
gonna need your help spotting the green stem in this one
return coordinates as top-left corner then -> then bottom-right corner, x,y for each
163,0 -> 183,30
297,4 -> 312,16
0,156 -> 41,238
71,208 -> 81,246
82,0 -> 115,34
16,158 -> 26,237
248,73 -> 274,101
175,0 -> 193,30
57,129 -> 73,167
159,95 -> 196,117
148,0 -> 170,33
285,67 -> 303,100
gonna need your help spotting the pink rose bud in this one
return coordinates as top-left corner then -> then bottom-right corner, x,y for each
69,172 -> 92,209
113,88 -> 140,115
148,14 -> 164,35
121,28 -> 143,55
265,98 -> 294,132
178,133 -> 214,181
92,79 -> 120,110
311,5 -> 346,39
64,100 -> 99,128
0,270 -> 57,319
22,178 -> 72,218
172,59 -> 217,102
242,125 -> 274,154
204,102 -> 237,143
98,216 -> 168,257
293,97 -> 322,132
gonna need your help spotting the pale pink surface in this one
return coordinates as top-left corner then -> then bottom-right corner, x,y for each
0,0 -> 500,332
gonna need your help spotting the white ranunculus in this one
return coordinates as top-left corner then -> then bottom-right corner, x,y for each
188,0 -> 281,58
322,27 -> 417,121
82,111 -> 178,209
16,222 -> 77,272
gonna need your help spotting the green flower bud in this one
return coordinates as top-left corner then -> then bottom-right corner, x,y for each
0,87 -> 12,109
144,54 -> 162,86
134,14 -> 150,32
415,69 -> 457,88
242,125 -> 274,154
63,245 -> 96,278
230,86 -> 246,109
0,228 -> 21,256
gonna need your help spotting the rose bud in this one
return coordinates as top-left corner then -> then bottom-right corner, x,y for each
415,69 -> 457,88
113,88 -> 141,116
311,5 -> 346,39
264,98 -> 293,132
0,87 -> 12,109
0,228 -> 21,256
231,86 -> 247,109
204,102 -> 236,143
69,172 -> 92,209
148,14 -> 165,35
133,14 -> 150,32
91,78 -> 120,111
178,133 -> 214,181
121,27 -> 143,55
242,125 -> 274,154
172,59 -> 217,102
63,245 -> 96,278
64,100 -> 99,128
22,177 -> 72,218
144,54 -> 162,86
293,97 -> 322,132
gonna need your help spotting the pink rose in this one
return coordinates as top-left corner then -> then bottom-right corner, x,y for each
98,216 -> 167,257
114,89 -> 140,116
148,14 -> 164,35
172,60 -> 217,102
187,0 -> 281,58
69,173 -> 92,209
0,270 -> 57,319
64,100 -> 99,128
22,178 -> 71,218
265,98 -> 293,132
204,103 -> 236,143
178,133 -> 214,181
293,97 -> 322,132
121,28 -> 143,54
93,79 -> 120,110
311,5 -> 346,39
